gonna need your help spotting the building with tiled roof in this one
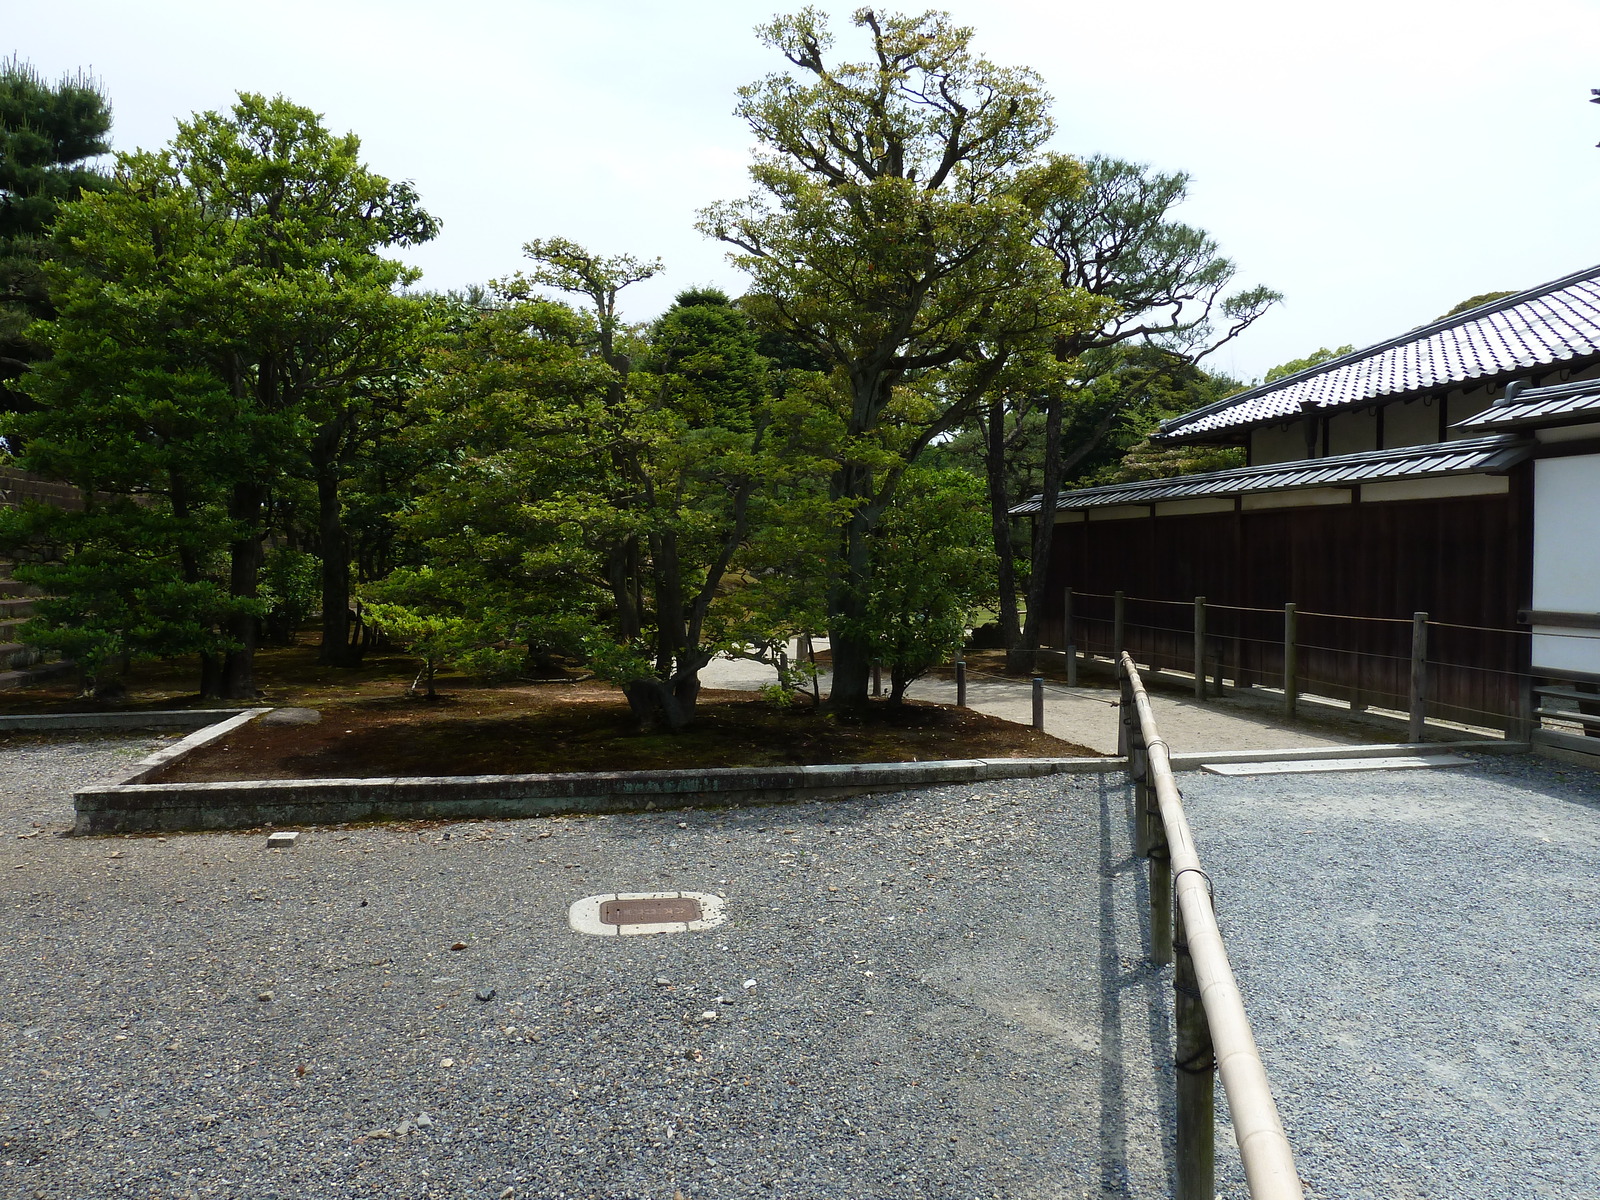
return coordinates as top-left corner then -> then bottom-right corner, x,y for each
1012,263 -> 1600,757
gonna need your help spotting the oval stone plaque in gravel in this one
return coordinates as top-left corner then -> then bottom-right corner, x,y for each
569,891 -> 726,937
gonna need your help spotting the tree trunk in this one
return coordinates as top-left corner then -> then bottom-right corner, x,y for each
622,677 -> 688,733
316,468 -> 358,666
982,394 -> 1023,651
1009,391 -> 1068,674
199,652 -> 223,700
220,480 -> 267,700
825,496 -> 876,714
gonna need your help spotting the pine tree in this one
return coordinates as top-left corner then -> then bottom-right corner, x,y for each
0,57 -> 112,424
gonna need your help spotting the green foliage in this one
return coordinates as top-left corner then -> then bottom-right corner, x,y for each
701,7 -> 1101,707
1263,344 -> 1354,383
362,568 -> 480,698
1436,291 -> 1517,321
260,546 -> 319,644
7,92 -> 437,696
849,467 -> 995,702
0,57 -> 112,422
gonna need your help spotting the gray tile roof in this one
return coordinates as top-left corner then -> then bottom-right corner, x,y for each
1010,435 -> 1531,514
1157,263 -> 1600,442
1455,377 -> 1600,432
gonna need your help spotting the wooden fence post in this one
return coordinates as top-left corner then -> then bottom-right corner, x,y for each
1283,603 -> 1298,720
1193,596 -> 1207,701
1032,674 -> 1044,730
956,658 -> 967,708
1114,590 -> 1126,657
1174,906 -> 1217,1200
1409,612 -> 1428,743
1067,646 -> 1078,688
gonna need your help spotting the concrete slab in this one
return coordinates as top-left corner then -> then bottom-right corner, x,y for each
1201,753 -> 1472,776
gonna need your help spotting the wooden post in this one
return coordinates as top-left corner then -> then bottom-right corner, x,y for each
1066,645 -> 1078,688
955,658 -> 967,708
1283,603 -> 1298,720
1032,675 -> 1044,730
1409,612 -> 1428,743
1193,596 -> 1207,701
1149,797 -> 1172,966
1117,671 -> 1131,757
1174,906 -> 1217,1200
1510,672 -> 1535,743
871,663 -> 881,697
1114,590 -> 1126,657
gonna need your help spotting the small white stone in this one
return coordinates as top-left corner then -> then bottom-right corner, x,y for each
265,831 -> 299,849
440,1057 -> 454,1068
415,1113 -> 433,1128
699,1011 -> 718,1023
742,979 -> 757,989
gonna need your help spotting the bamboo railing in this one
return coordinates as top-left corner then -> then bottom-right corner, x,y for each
1118,651 -> 1304,1200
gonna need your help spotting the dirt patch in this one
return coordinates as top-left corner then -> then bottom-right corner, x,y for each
155,682 -> 1094,782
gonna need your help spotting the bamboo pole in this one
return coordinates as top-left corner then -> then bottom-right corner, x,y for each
1283,603 -> 1298,720
1120,652 -> 1304,1200
1408,612 -> 1428,743
1175,903 -> 1216,1200
1194,596 -> 1208,701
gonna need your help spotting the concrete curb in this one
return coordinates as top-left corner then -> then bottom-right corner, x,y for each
1166,739 -> 1525,769
72,755 -> 1120,834
116,708 -> 271,785
0,707 -> 254,732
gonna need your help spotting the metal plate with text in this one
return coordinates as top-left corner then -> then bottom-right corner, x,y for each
600,896 -> 703,926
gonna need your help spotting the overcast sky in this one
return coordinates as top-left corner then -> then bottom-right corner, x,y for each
13,0 -> 1600,382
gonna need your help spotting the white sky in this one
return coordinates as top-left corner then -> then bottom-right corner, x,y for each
12,0 -> 1600,382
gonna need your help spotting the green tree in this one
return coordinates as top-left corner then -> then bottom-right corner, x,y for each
0,57 -> 112,427
995,154 -> 1278,670
1436,292 -> 1515,321
700,7 -> 1092,711
1263,344 -> 1353,383
855,466 -> 994,702
7,93 -> 438,697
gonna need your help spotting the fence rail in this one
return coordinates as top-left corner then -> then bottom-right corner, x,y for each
1119,652 -> 1303,1200
1058,587 -> 1531,738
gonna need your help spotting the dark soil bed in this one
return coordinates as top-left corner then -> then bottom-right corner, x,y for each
155,682 -> 1094,782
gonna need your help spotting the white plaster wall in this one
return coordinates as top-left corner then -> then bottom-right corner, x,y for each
1250,421 -> 1307,465
1531,453 -> 1600,673
1327,409 -> 1379,457
1382,397 -> 1440,448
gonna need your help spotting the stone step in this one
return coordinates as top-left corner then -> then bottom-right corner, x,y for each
0,597 -> 35,618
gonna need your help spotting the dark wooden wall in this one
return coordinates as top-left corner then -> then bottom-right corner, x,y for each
1046,485 -> 1529,728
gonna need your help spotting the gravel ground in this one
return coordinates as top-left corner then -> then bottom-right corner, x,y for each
0,735 -> 1171,1200
1184,753 -> 1600,1200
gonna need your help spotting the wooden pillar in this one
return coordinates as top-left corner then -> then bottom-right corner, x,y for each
1031,675 -> 1044,730
1409,612 -> 1429,743
1283,603 -> 1298,720
1174,905 -> 1216,1200
955,658 -> 967,708
1149,790 -> 1172,967
1193,596 -> 1207,701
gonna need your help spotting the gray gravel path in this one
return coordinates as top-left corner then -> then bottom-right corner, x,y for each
1183,753 -> 1600,1200
0,736 -> 1171,1199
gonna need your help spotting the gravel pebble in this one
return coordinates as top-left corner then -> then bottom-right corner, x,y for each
0,735 -> 1168,1198
1183,752 -> 1600,1199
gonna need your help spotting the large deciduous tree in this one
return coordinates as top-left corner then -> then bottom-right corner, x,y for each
701,7 -> 1095,712
6,93 -> 437,697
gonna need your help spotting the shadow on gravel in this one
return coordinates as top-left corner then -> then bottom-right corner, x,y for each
1098,772 -> 1174,1196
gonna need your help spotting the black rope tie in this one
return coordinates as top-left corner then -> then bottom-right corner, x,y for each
1176,1048 -> 1217,1075
1173,866 -> 1215,909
